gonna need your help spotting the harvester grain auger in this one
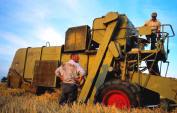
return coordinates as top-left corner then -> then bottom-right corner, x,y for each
7,12 -> 177,110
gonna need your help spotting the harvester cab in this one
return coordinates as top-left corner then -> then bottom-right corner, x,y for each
7,12 -> 177,110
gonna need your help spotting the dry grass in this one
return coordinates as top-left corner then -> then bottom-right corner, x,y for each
0,83 -> 176,113
0,83 -> 25,96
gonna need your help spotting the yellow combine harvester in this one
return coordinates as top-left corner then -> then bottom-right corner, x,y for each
7,12 -> 177,109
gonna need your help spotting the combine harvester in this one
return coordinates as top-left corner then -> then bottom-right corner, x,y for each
7,12 -> 177,110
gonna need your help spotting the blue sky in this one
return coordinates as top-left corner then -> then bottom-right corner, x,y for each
0,0 -> 177,79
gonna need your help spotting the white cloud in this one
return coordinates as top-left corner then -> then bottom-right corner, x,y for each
17,9 -> 50,24
0,45 -> 15,56
12,0 -> 51,25
11,0 -> 81,26
63,0 -> 79,11
0,31 -> 29,47
0,32 -> 28,47
0,32 -> 28,61
35,27 -> 64,46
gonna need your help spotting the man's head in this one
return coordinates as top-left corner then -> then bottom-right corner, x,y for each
70,53 -> 79,63
151,12 -> 157,21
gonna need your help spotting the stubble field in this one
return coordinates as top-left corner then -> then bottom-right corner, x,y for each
0,83 -> 176,113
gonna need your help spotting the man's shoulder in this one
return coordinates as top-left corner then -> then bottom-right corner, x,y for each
146,19 -> 151,22
67,60 -> 75,64
58,64 -> 65,69
144,19 -> 151,25
65,60 -> 80,69
68,60 -> 79,66
156,19 -> 161,24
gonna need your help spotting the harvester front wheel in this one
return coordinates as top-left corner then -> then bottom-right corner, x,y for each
95,80 -> 140,109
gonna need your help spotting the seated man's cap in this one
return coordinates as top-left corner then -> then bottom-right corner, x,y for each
151,12 -> 157,17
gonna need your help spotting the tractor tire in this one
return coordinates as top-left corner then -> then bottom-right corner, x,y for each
94,80 -> 141,109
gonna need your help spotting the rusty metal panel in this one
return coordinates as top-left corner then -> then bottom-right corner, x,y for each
10,48 -> 27,77
61,53 -> 71,64
33,60 -> 58,87
115,16 -> 127,48
92,17 -> 106,44
90,47 -> 114,102
78,54 -> 88,73
79,18 -> 118,102
64,25 -> 90,52
88,55 -> 96,75
131,72 -> 177,103
41,46 -> 62,61
138,26 -> 152,35
24,48 -> 41,80
8,68 -> 22,88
